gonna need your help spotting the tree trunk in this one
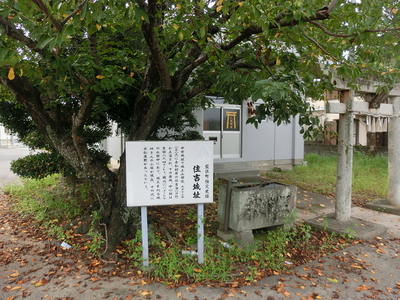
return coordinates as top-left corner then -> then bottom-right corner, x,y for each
102,155 -> 140,256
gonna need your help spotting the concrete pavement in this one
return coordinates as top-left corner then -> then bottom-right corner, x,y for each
0,144 -> 29,189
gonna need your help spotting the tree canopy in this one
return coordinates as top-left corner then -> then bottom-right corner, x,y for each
1,0 -> 400,253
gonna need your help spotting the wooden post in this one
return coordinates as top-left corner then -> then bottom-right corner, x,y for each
388,96 -> 400,206
335,90 -> 354,222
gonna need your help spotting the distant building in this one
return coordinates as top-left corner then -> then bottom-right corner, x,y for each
308,91 -> 388,148
0,124 -> 20,147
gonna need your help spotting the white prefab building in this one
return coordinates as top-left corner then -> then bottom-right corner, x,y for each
101,98 -> 305,177
193,98 -> 304,177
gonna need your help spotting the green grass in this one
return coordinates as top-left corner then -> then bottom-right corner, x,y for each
4,174 -> 84,222
123,222 -> 350,283
3,174 -> 88,240
264,152 -> 388,201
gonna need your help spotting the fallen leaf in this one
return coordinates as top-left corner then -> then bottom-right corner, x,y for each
9,286 -> 22,291
140,290 -> 153,296
327,278 -> 338,283
34,278 -> 48,287
355,284 -> 373,291
9,271 -> 20,277
351,264 -> 362,269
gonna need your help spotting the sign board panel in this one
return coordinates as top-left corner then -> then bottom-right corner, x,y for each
126,141 -> 214,207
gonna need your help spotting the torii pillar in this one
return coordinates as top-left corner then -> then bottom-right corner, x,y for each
335,90 -> 354,222
365,95 -> 400,213
308,83 -> 387,238
388,96 -> 400,206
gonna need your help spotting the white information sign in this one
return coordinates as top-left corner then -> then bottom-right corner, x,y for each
126,141 -> 214,207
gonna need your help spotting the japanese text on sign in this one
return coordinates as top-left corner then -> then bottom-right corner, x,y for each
126,141 -> 213,207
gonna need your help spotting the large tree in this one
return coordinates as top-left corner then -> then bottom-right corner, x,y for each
1,0 -> 399,253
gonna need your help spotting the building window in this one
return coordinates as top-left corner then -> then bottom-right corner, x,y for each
203,108 -> 221,131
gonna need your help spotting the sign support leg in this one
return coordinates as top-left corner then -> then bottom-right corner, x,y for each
197,203 -> 204,264
141,206 -> 149,267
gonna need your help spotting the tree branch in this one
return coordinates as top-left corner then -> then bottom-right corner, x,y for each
0,74 -> 57,141
182,82 -> 212,103
309,20 -> 400,40
301,30 -> 380,75
327,0 -> 341,13
364,27 -> 400,34
88,33 -> 101,73
61,0 -> 88,27
308,20 -> 353,38
72,89 -> 96,136
0,16 -> 45,56
30,0 -> 62,31
137,0 -> 173,92
220,8 -> 331,52
73,71 -> 93,86
172,6 -> 331,91
173,53 -> 209,91
303,31 -> 340,61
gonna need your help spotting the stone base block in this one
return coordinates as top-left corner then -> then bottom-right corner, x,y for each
217,229 -> 255,246
305,213 -> 387,240
232,229 -> 255,246
365,199 -> 400,215
216,230 -> 235,241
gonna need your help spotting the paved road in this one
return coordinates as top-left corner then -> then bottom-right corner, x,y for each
0,145 -> 30,189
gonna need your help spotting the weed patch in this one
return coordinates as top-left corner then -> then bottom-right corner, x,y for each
264,152 -> 388,202
119,209 -> 355,286
4,174 -> 91,238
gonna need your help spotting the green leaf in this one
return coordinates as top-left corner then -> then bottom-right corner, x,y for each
199,26 -> 206,38
178,30 -> 184,41
148,93 -> 156,102
39,37 -> 54,49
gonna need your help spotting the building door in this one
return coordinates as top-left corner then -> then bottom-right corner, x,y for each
203,105 -> 241,158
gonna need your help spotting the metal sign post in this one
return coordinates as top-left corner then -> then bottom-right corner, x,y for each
126,141 -> 213,267
141,206 -> 149,267
197,203 -> 204,264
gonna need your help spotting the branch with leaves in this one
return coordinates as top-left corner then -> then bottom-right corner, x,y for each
0,16 -> 44,56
